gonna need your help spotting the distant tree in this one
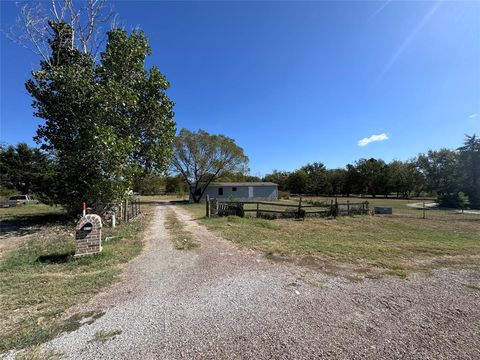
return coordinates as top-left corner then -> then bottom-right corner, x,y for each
0,143 -> 56,199
263,170 -> 290,191
387,160 -> 422,198
286,170 -> 308,194
326,168 -> 347,196
301,162 -> 328,195
417,149 -> 458,196
355,158 -> 389,197
165,175 -> 188,194
457,134 -> 480,208
171,129 -> 248,202
343,164 -> 360,196
133,174 -> 165,195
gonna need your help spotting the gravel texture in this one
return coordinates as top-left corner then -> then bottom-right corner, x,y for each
37,203 -> 480,359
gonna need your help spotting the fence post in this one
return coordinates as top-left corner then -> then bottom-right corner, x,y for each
423,201 -> 426,219
365,201 -> 369,214
335,198 -> 338,218
256,202 -> 260,218
298,196 -> 302,217
206,195 -> 210,217
347,200 -> 350,216
124,198 -> 128,222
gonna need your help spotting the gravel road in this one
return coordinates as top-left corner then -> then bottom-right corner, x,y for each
40,202 -> 479,359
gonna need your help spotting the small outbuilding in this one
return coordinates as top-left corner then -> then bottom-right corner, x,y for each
190,182 -> 278,203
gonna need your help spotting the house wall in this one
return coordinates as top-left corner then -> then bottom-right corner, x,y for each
190,185 -> 278,202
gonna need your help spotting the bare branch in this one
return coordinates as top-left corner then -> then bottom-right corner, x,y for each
3,0 -> 116,62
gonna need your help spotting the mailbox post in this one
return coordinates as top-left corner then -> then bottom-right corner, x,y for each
75,214 -> 103,257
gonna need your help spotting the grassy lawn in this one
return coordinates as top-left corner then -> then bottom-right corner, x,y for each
181,202 -> 480,277
0,204 -> 66,221
0,202 -> 153,353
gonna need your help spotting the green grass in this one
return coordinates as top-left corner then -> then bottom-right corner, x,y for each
0,204 -> 66,221
89,329 -> 122,343
181,202 -> 480,277
0,208 -> 152,353
164,210 -> 199,250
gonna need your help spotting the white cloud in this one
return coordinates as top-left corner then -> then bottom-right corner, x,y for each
358,133 -> 389,147
468,113 -> 478,119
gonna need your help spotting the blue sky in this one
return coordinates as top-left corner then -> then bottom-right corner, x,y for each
1,1 -> 479,176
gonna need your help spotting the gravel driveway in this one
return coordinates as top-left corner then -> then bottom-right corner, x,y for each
40,202 -> 479,359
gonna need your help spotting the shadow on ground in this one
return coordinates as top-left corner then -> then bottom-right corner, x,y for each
37,251 -> 75,263
0,213 -> 71,238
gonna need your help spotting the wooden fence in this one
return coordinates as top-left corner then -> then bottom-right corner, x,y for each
88,198 -> 141,226
206,196 -> 369,219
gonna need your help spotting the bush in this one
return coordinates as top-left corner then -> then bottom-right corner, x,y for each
281,208 -> 306,219
438,192 -> 470,209
257,212 -> 278,220
326,204 -> 339,218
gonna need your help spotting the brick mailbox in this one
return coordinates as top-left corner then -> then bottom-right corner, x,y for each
75,214 -> 103,257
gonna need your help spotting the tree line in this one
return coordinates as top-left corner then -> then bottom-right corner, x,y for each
263,134 -> 480,209
2,134 -> 479,209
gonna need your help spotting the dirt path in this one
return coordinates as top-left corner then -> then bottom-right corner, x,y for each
37,202 -> 479,359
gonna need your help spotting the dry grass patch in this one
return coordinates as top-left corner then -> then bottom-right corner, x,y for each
89,329 -> 122,343
165,211 -> 199,250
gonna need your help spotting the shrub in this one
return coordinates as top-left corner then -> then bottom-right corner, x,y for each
258,212 -> 278,220
326,204 -> 339,218
281,208 -> 306,219
438,192 -> 470,209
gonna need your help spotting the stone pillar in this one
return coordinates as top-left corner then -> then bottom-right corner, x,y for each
75,214 -> 103,257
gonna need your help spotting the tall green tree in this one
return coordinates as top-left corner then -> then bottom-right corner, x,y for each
286,170 -> 308,194
457,134 -> 480,208
263,170 -> 290,191
0,143 -> 55,198
417,149 -> 458,195
26,21 -> 175,213
171,129 -> 248,202
355,158 -> 389,197
301,162 -> 328,195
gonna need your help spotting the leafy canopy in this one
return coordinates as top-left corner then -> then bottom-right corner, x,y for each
25,21 -> 175,213
171,129 -> 248,202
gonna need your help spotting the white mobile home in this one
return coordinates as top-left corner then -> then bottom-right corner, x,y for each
190,182 -> 278,203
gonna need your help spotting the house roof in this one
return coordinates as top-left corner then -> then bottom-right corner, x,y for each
206,182 -> 278,187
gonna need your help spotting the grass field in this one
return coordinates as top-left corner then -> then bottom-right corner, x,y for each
0,202 -> 153,353
181,200 -> 480,278
0,203 -> 66,221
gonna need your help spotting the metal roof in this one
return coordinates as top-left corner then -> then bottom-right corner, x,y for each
206,182 -> 278,187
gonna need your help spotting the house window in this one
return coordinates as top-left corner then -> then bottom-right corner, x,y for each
218,187 -> 223,196
232,187 -> 237,192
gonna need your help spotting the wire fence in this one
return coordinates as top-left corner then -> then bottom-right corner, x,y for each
206,195 -> 480,222
294,196 -> 480,222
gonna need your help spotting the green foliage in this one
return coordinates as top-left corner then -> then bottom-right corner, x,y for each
25,22 -> 175,213
165,175 -> 187,194
301,162 -> 328,195
171,129 -> 248,202
133,173 -> 165,195
0,143 -> 56,201
263,170 -> 289,191
438,192 -> 470,209
286,170 -> 308,194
